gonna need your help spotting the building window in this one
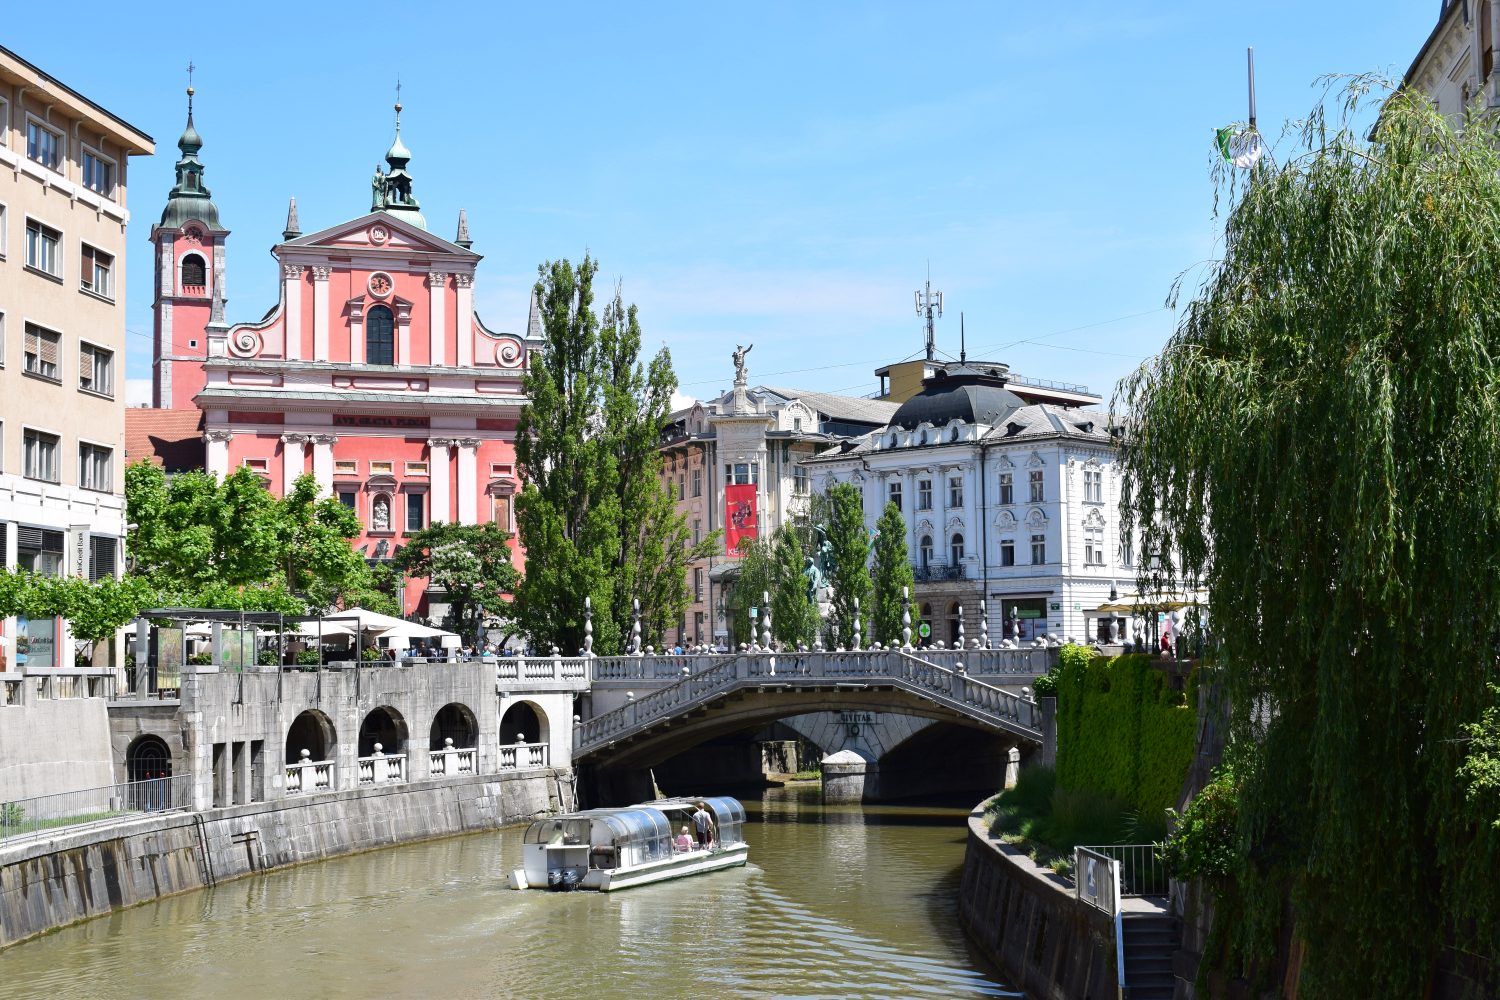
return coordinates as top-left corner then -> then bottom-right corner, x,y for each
1030,532 -> 1046,565
1119,535 -> 1134,568
692,467 -> 702,497
950,532 -> 965,564
0,203 -> 8,258
0,312 -> 6,368
888,480 -> 902,511
334,460 -> 359,476
917,479 -> 933,511
79,443 -> 112,492
677,475 -> 685,500
370,494 -> 393,532
366,304 -> 395,365
694,568 -> 704,601
180,253 -> 207,290
1029,469 -> 1045,503
338,490 -> 358,511
24,324 -> 61,382
693,519 -> 701,545
1085,526 -> 1105,565
79,342 -> 114,397
81,246 -> 114,299
725,461 -> 758,486
919,535 -> 934,569
1000,538 -> 1015,566
23,429 -> 60,482
16,526 -> 65,576
404,461 -> 429,477
948,476 -> 964,508
998,472 -> 1013,505
25,219 -> 61,276
1084,467 -> 1102,503
793,465 -> 808,495
25,120 -> 61,171
369,461 -> 394,475
492,495 -> 513,530
81,150 -> 115,198
89,536 -> 118,582
405,492 -> 424,531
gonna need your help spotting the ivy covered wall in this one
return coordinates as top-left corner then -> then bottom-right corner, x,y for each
1054,651 -> 1196,817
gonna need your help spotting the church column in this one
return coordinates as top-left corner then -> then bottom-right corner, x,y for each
280,433 -> 308,496
429,438 -> 454,525
454,273 -> 473,367
312,266 -> 332,361
282,265 -> 304,361
311,435 -> 338,495
456,439 -> 480,524
429,272 -> 448,367
204,430 -> 232,478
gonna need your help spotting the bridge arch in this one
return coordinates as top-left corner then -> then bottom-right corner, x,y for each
287,709 -> 336,763
430,702 -> 478,750
499,700 -> 550,746
358,706 -> 408,757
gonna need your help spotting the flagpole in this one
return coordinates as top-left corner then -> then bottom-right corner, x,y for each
1247,46 -> 1257,131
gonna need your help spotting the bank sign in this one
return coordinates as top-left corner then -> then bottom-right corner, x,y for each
16,616 -> 60,668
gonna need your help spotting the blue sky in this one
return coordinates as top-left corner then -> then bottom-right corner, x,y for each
9,2 -> 1436,408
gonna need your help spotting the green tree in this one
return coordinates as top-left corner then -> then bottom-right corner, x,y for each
723,536 -> 775,649
514,258 -> 714,654
870,501 -> 915,646
396,522 -> 520,643
823,482 -> 871,648
1116,81 -> 1500,997
769,527 -> 818,648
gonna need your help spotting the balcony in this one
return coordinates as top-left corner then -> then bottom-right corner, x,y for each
913,561 -> 967,582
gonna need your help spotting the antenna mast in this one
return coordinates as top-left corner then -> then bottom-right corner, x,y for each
914,272 -> 943,362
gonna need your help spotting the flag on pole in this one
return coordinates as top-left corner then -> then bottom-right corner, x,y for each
1216,125 -> 1265,169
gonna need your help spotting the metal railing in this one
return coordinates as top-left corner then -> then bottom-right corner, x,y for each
1,774 -> 191,841
574,649 -> 1040,757
912,562 -> 967,582
1075,843 -> 1168,897
498,740 -> 550,771
1074,846 -> 1121,914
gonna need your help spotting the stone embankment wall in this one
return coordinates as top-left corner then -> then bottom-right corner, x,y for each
0,698 -> 116,802
0,768 -> 570,950
957,806 -> 1117,1000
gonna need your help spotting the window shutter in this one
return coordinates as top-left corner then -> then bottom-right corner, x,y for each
89,536 -> 117,582
25,325 -> 37,357
81,245 -> 94,282
39,331 -> 59,367
17,525 -> 43,549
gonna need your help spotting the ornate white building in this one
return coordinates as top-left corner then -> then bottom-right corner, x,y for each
803,360 -> 1131,645
1405,1 -> 1500,122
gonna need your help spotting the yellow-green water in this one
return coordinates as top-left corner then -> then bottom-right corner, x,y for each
4,785 -> 1018,999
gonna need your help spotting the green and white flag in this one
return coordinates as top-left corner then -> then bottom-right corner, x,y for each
1216,125 -> 1265,168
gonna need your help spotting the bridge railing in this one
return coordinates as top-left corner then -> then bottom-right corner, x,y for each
574,649 -> 1039,757
496,655 -> 590,683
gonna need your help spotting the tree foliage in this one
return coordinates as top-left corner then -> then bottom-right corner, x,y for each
769,527 -> 819,649
823,483 -> 871,648
1115,80 -> 1500,996
870,501 -> 915,646
514,257 -> 714,654
396,521 -> 519,643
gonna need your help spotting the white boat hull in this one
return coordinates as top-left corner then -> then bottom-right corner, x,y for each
509,844 -> 748,892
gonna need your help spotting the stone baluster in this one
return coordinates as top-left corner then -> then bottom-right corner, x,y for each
852,598 -> 862,651
584,596 -> 594,657
761,590 -> 773,650
901,585 -> 912,650
956,604 -> 966,651
631,599 -> 642,655
979,600 -> 990,649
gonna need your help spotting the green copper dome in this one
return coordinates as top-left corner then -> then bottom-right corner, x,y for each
159,89 -> 225,232
369,101 -> 424,229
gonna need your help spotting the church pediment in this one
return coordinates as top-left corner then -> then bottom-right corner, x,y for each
280,211 -> 475,258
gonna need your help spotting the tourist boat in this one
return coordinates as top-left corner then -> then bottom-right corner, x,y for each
508,796 -> 748,892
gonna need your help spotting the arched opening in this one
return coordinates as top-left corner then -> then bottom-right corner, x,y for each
358,706 -> 408,757
180,253 -> 206,290
948,602 -> 962,646
430,702 -> 478,750
366,304 -> 395,365
371,492 -> 392,532
500,701 -> 549,745
125,735 -> 173,810
286,709 -> 336,763
950,532 -> 965,565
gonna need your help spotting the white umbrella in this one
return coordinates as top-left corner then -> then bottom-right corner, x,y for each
289,620 -> 355,639
376,620 -> 457,645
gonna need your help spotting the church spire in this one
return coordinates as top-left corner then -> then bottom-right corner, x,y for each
159,65 -> 225,232
283,197 -> 301,240
369,82 -> 425,230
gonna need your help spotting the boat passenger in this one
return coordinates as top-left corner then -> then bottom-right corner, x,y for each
674,825 -> 694,853
691,802 -> 716,848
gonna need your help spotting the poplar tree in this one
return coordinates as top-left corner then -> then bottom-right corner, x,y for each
1119,81 -> 1500,998
514,258 -> 712,654
823,482 -> 871,648
870,501 -> 915,646
770,527 -> 819,648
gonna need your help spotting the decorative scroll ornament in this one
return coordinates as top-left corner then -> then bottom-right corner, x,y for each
229,327 -> 262,357
495,338 -> 524,366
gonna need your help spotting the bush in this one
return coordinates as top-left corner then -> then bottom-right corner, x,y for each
360,645 -> 384,662
187,652 -> 213,666
1032,671 -> 1058,697
1,802 -> 23,828
258,648 -> 281,666
295,649 -> 322,666
1162,762 -> 1240,883
1049,786 -> 1130,846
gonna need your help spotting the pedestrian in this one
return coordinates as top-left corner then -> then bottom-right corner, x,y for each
691,801 -> 716,848
674,825 -> 694,853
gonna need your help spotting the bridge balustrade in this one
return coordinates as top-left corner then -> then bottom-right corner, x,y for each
429,740 -> 477,776
356,749 -> 407,786
286,753 -> 335,794
496,656 -> 590,682
498,740 -> 550,771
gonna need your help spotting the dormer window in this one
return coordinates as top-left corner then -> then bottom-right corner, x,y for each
366,304 -> 395,365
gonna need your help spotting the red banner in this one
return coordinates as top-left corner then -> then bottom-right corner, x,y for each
725,483 -> 758,555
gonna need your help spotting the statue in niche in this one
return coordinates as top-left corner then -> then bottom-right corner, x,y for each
372,495 -> 391,532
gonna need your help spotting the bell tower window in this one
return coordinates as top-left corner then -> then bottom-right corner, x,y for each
366,305 -> 395,365
180,253 -> 207,292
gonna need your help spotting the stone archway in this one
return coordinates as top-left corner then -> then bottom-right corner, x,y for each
286,709 -> 337,763
358,705 -> 408,757
125,734 -> 172,782
499,701 -> 548,745
430,702 -> 478,750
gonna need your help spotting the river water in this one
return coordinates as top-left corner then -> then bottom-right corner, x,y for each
5,785 -> 1018,999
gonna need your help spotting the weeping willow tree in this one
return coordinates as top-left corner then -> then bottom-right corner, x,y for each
1117,80 -> 1500,998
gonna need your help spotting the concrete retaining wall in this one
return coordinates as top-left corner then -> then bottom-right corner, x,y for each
0,698 -> 115,802
957,806 -> 1117,1000
0,767 -> 571,950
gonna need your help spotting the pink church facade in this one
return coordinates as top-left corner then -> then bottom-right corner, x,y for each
149,95 -> 537,617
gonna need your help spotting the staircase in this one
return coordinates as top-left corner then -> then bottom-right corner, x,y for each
1121,912 -> 1178,1000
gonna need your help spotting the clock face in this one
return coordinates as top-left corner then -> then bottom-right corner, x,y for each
369,225 -> 389,245
368,272 -> 394,297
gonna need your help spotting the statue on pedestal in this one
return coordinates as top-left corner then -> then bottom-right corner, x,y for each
733,343 -> 753,385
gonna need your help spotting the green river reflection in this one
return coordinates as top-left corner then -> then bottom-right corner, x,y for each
6,785 -> 1018,999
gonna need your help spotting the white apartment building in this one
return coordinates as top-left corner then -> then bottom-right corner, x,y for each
1405,1 -> 1500,121
0,46 -> 154,673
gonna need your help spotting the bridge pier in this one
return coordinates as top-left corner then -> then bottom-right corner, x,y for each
821,748 -> 878,803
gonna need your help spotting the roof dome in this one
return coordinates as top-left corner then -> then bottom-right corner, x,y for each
890,368 -> 1022,430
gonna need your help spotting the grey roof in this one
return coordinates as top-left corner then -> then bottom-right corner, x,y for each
759,386 -> 900,426
804,403 -> 1114,463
